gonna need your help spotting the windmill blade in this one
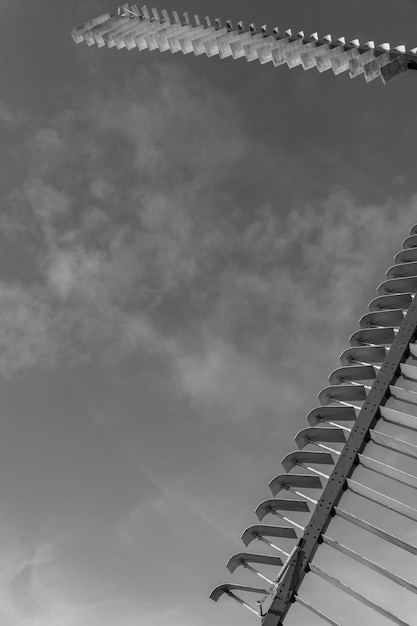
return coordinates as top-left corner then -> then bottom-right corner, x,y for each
71,5 -> 417,84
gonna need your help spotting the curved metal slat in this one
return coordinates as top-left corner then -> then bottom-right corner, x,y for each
256,499 -> 310,522
328,364 -> 376,384
307,406 -> 358,425
269,473 -> 323,496
395,248 -> 417,264
402,234 -> 417,249
378,277 -> 417,295
318,384 -> 366,405
241,524 -> 297,547
295,427 -> 346,449
359,309 -> 404,328
226,552 -> 283,573
368,293 -> 412,311
349,327 -> 395,346
339,345 -> 386,365
386,261 -> 417,279
210,583 -> 266,616
210,582 -> 268,601
281,450 -> 335,472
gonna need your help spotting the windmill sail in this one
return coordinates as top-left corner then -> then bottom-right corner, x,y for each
71,4 -> 417,84
210,224 -> 417,625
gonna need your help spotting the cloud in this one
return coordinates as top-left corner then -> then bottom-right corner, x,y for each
2,53 -> 417,435
0,100 -> 25,128
0,283 -> 57,378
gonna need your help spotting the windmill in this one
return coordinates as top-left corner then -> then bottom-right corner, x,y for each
71,6 -> 417,625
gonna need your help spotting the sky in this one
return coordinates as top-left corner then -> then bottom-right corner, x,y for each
1,0 -> 417,625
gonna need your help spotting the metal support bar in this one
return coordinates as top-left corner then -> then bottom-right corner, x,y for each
243,562 -> 274,586
294,595 -> 342,626
309,564 -> 412,626
288,488 -> 318,505
262,295 -> 417,625
225,591 -> 261,617
258,535 -> 290,558
271,511 -> 305,531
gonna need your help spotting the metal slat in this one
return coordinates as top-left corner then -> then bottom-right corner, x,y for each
328,365 -> 376,384
339,345 -> 386,365
359,309 -> 404,329
210,584 -> 266,616
409,342 -> 417,358
400,362 -> 417,381
402,234 -> 417,249
310,564 -> 412,626
295,427 -> 346,449
307,406 -> 358,427
390,384 -> 417,405
368,292 -> 412,312
359,453 -> 417,490
378,276 -> 417,295
281,450 -> 335,472
395,248 -> 417,264
387,261 -> 417,279
369,429 -> 417,460
227,552 -> 283,573
335,507 -> 417,555
322,535 -> 417,594
347,479 -> 417,522
349,326 -> 395,346
318,384 -> 367,405
380,405 -> 417,431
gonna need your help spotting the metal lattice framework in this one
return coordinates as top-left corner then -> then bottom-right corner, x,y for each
71,6 -> 417,625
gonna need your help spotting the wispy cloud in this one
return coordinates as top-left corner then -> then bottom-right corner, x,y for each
2,58 -> 417,429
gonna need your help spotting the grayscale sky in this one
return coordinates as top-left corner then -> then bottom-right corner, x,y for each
1,1 -> 417,625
